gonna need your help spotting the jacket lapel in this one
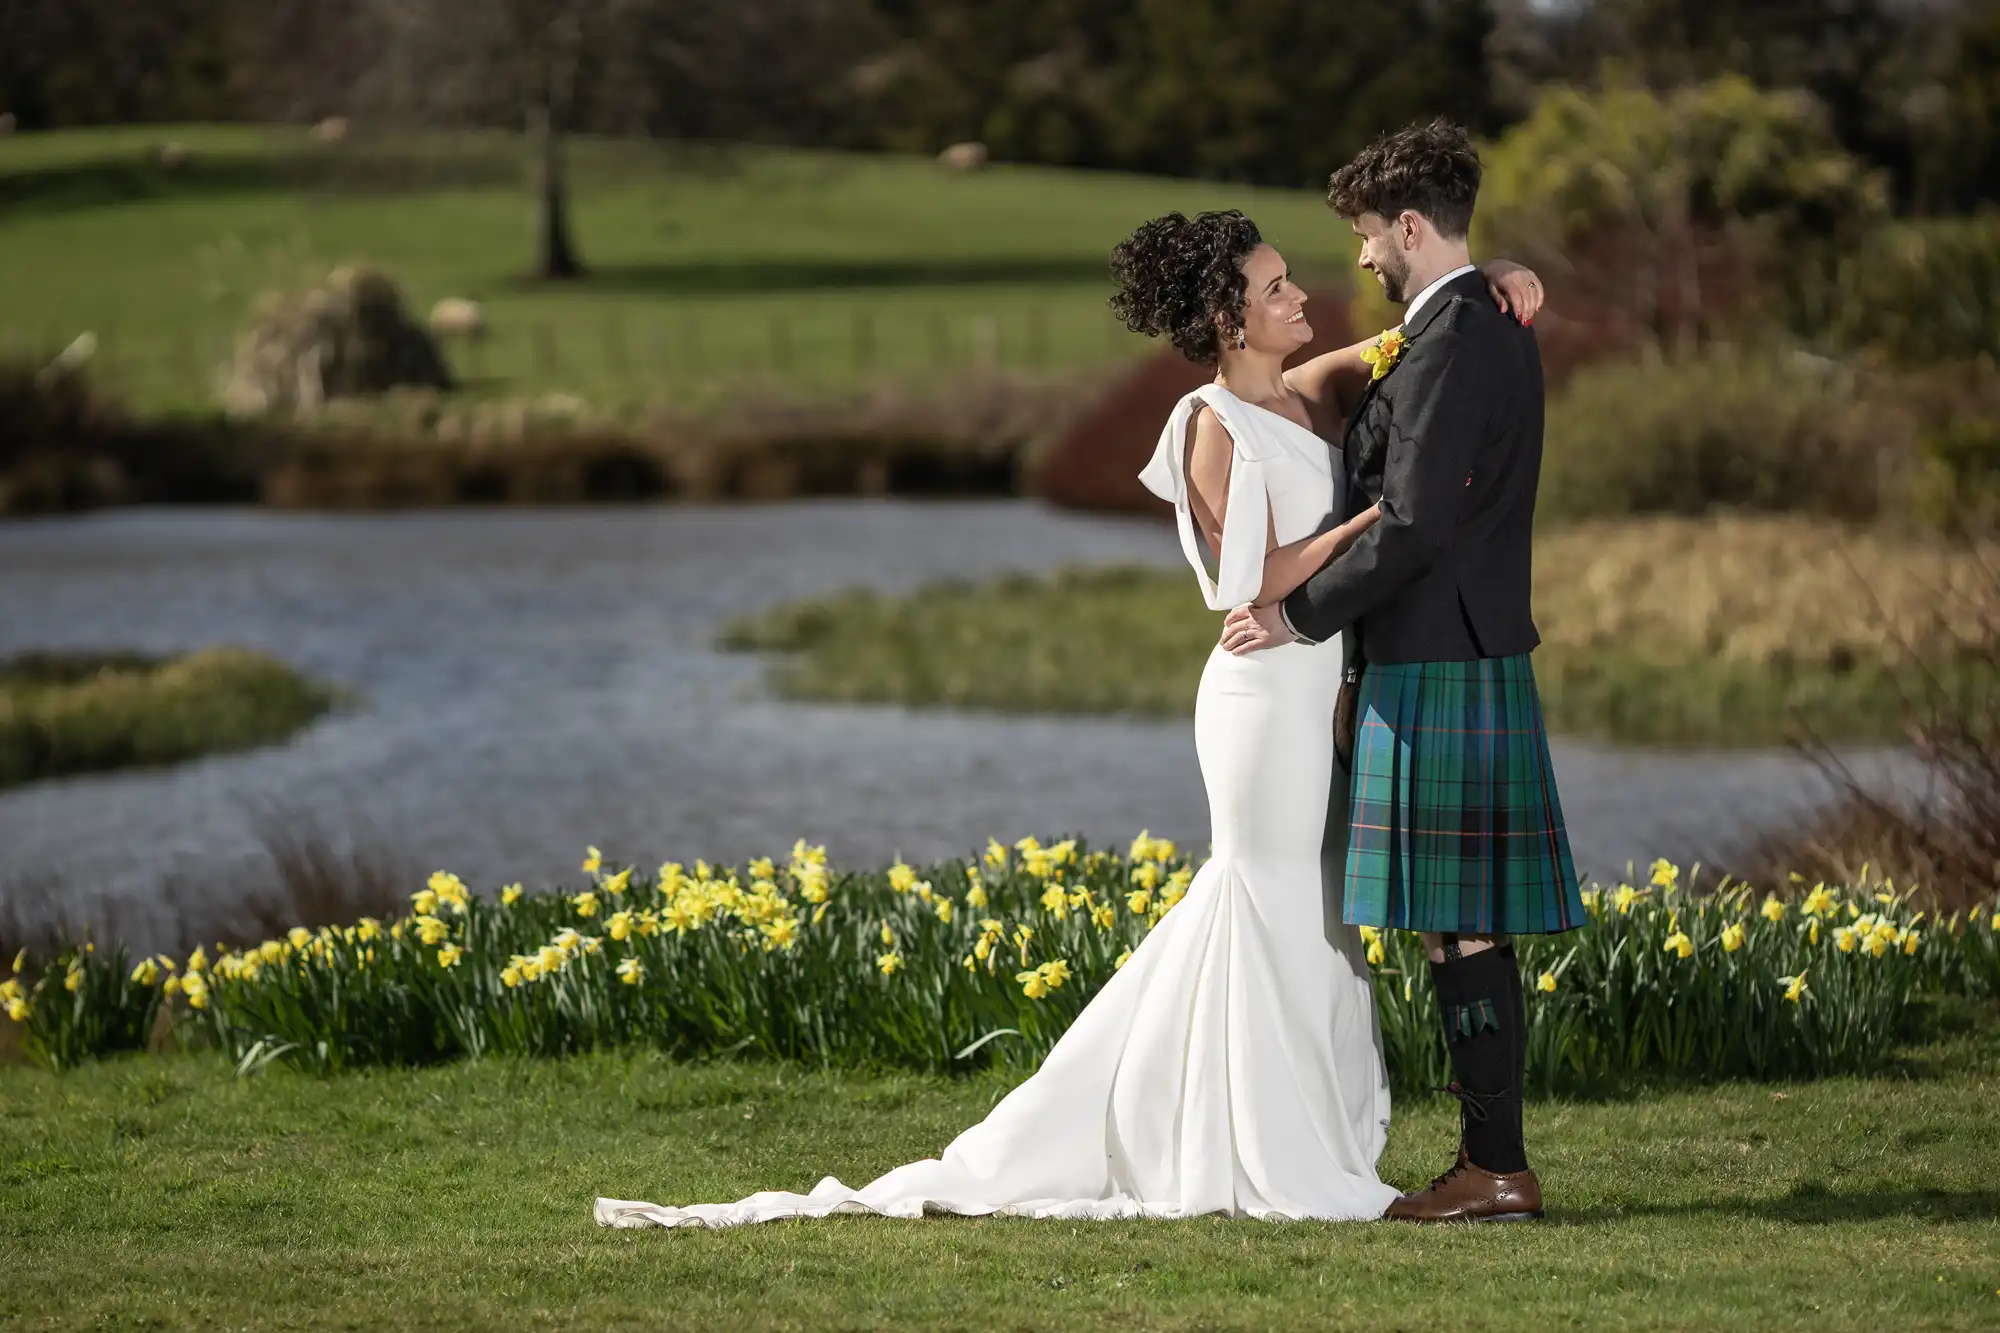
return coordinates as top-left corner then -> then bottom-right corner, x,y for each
1341,269 -> 1485,450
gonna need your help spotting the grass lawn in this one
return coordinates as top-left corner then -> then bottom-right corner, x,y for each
0,648 -> 336,788
1,1013 -> 1996,1332
0,125 -> 1359,416
721,515 -> 2000,746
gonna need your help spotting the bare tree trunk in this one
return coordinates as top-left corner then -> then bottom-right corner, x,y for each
530,102 -> 584,280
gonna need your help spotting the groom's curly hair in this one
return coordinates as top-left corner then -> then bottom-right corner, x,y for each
1327,117 -> 1482,239
1107,209 -> 1263,366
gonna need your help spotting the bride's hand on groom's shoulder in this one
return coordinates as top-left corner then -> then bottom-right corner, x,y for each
1480,261 -> 1545,325
1221,603 -> 1292,656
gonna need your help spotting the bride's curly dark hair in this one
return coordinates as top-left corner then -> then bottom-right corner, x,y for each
1108,210 -> 1263,366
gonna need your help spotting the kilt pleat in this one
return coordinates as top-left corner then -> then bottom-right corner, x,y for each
1343,654 -> 1583,935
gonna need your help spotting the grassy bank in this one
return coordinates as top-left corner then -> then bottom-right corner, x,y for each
721,515 -> 2000,746
2,1032 -> 1997,1331
0,648 -> 336,788
0,126 -> 1358,416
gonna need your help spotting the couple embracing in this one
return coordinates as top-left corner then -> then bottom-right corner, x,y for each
598,118 -> 1583,1230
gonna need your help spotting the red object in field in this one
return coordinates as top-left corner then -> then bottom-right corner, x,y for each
1030,287 -> 1358,514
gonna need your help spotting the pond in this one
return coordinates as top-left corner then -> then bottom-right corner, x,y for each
0,503 -> 1919,948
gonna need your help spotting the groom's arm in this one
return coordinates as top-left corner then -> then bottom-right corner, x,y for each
1280,326 -> 1489,646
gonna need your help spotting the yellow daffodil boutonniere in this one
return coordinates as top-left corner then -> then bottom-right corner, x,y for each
1359,327 -> 1408,380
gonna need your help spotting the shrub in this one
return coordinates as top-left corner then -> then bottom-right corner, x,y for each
1831,215 -> 2000,365
1539,348 -> 1895,524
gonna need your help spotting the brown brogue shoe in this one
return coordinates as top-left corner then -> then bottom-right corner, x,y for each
1384,1158 -> 1543,1224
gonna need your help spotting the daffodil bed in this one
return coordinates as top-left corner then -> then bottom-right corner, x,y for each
1,1037 -> 1996,1331
4,836 -> 1996,1092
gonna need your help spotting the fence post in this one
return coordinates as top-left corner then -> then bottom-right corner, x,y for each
853,309 -> 875,375
928,309 -> 950,369
770,314 -> 793,374
971,314 -> 999,372
604,314 -> 630,378
533,321 -> 558,378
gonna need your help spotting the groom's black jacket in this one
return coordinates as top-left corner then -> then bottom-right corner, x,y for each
1283,268 -> 1544,663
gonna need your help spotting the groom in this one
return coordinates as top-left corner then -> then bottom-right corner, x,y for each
1221,118 -> 1583,1222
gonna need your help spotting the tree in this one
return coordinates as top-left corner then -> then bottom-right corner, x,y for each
1479,76 -> 1888,355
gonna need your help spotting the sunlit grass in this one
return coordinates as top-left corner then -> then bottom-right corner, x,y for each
721,515 -> 2000,745
0,1024 -> 1995,1331
0,647 -> 337,788
0,125 -> 1359,415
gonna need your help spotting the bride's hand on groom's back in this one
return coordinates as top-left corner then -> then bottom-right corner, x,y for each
1480,261 -> 1544,324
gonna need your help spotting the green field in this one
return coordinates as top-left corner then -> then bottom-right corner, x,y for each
1,1023 -> 1996,1332
0,125 -> 1359,415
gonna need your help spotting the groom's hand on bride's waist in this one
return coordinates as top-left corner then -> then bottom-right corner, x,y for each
1221,603 -> 1295,655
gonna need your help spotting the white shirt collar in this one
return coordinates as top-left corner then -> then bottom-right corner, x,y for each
1401,263 -> 1478,330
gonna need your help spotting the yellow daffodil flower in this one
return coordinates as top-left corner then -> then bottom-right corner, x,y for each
1039,958 -> 1072,989
1663,931 -> 1694,960
411,888 -> 440,917
414,916 -> 450,946
879,921 -> 895,947
748,856 -> 776,882
1359,327 -> 1408,379
1040,883 -> 1068,913
500,965 -> 523,988
1650,858 -> 1679,889
1016,968 -> 1048,999
876,951 -> 903,977
1538,972 -> 1558,993
966,881 -> 988,910
582,846 -> 602,873
436,943 -> 462,968
888,861 -> 917,893
63,967 -> 82,993
1366,937 -> 1386,967
1127,889 -> 1152,915
4,997 -> 28,1023
937,898 -> 957,925
574,892 -> 599,918
615,957 -> 644,986
983,839 -> 1009,871
8,949 -> 24,976
1091,903 -> 1115,931
1781,971 -> 1809,1003
1613,884 -> 1639,915
602,867 -> 633,896
607,911 -> 634,942
1762,897 -> 1788,923
1835,926 -> 1858,953
1903,929 -> 1922,956
1721,923 -> 1746,953
1114,949 -> 1133,970
499,885 -> 523,906
130,959 -> 160,986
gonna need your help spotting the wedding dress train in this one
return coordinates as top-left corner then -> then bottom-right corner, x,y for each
596,385 -> 1395,1227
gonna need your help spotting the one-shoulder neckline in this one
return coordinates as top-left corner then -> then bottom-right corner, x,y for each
1200,384 -> 1331,447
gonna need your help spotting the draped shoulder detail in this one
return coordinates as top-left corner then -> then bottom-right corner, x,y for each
1138,385 -> 1275,610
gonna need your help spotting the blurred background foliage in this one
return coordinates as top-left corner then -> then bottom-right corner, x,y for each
4,0 -> 1998,209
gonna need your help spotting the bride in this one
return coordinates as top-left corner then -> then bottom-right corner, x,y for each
596,211 -> 1544,1228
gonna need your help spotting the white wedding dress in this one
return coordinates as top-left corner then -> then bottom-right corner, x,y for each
596,384 -> 1395,1228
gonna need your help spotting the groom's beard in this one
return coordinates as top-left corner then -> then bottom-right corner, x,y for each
1378,253 -> 1413,305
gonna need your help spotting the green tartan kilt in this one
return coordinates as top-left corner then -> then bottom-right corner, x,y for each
1343,654 -> 1584,936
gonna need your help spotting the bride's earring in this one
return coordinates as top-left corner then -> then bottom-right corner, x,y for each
1231,327 -> 1246,350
